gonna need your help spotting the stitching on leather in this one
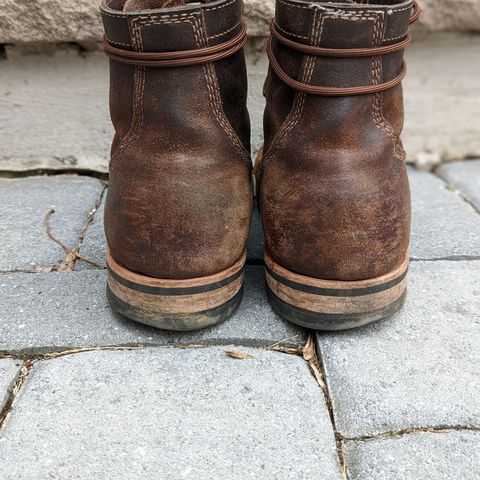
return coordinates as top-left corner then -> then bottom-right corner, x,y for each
109,14 -> 198,171
370,12 -> 405,160
277,0 -> 412,13
102,11 -> 130,19
109,17 -> 150,171
192,14 -> 250,166
109,11 -> 249,171
135,14 -> 199,22
262,9 -> 382,171
326,14 -> 376,20
384,3 -> 413,41
277,0 -> 314,11
277,0 -> 377,14
208,19 -> 242,40
108,17 -> 139,167
388,4 -> 414,14
206,0 -> 236,12
105,38 -> 132,47
262,9 -> 325,170
274,23 -> 309,40
346,0 -> 413,12
102,0 -> 236,18
384,31 -> 409,41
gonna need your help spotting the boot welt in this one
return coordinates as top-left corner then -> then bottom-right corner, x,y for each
106,251 -> 246,331
265,251 -> 408,331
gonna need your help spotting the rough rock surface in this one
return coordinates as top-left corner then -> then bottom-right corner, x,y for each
0,0 -> 478,44
0,348 -> 342,479
1,34 -> 479,172
418,0 -> 480,33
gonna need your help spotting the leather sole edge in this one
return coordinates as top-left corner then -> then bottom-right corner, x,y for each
265,252 -> 408,331
106,252 -> 246,331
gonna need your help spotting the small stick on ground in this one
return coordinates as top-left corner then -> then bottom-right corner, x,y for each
302,335 -> 327,391
44,208 -> 105,269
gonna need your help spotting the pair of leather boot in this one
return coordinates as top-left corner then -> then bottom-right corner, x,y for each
101,0 -> 419,331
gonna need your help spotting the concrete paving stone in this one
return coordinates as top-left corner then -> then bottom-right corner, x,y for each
77,194 -> 265,270
409,168 -> 480,259
0,49 -> 112,173
344,431 -> 480,480
1,0 -> 478,44
246,50 -> 267,160
316,260 -> 480,438
437,159 -> 480,211
0,347 -> 341,479
3,35 -> 480,174
75,192 -> 106,270
403,33 -> 480,166
0,176 -> 104,272
0,359 -> 23,411
0,266 -> 305,354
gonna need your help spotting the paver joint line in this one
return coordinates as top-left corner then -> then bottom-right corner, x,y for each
433,168 -> 480,216
312,336 -> 349,480
411,256 -> 480,262
0,339 -> 307,362
44,184 -> 108,272
0,359 -> 35,432
0,170 -> 110,182
343,425 -> 480,443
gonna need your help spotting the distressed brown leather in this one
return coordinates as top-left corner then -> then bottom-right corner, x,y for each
101,0 -> 252,280
258,0 -> 413,281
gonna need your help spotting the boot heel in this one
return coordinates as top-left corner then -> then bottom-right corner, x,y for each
265,252 -> 408,331
106,252 -> 246,331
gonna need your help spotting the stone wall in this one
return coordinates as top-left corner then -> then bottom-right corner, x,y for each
0,0 -> 479,45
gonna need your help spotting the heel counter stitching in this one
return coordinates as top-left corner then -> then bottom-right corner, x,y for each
194,13 -> 251,168
109,12 -> 251,172
371,12 -> 406,160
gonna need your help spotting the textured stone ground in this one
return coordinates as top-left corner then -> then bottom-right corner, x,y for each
1,162 -> 479,479
2,35 -> 480,173
1,0 -> 478,45
1,26 -> 480,478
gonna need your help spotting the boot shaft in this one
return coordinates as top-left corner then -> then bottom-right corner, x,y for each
263,0 -> 415,157
260,0 -> 417,282
102,0 -> 251,160
101,0 -> 252,280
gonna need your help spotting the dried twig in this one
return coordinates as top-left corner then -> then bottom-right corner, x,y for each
44,208 -> 105,269
225,349 -> 255,360
268,335 -> 301,350
302,335 -> 327,390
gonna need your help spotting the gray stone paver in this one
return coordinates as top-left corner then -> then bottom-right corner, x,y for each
437,159 -> 480,211
409,168 -> 480,259
344,431 -> 480,480
316,260 -> 480,438
0,176 -> 103,272
0,359 -> 23,411
0,50 -> 111,174
0,266 -> 305,354
0,347 -> 341,480
77,194 -> 265,269
75,191 -> 106,270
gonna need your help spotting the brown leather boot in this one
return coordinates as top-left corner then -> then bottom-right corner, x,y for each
101,0 -> 252,331
257,0 -> 420,330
